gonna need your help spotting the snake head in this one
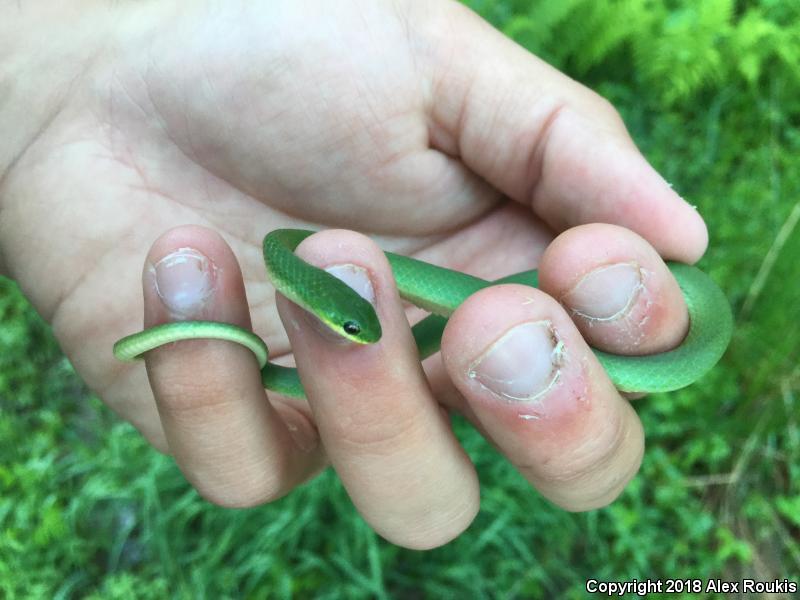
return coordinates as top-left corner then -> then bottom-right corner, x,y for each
264,232 -> 384,345
331,298 -> 382,344
311,274 -> 382,345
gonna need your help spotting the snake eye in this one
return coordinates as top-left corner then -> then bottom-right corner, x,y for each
342,321 -> 361,336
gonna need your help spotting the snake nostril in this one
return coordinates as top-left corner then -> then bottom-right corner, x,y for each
342,321 -> 361,336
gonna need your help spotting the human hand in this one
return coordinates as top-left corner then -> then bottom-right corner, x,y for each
0,0 -> 707,548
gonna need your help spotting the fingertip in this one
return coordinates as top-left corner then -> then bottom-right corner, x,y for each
441,284 -> 644,510
680,203 -> 709,263
442,284 -> 607,423
539,223 -> 690,356
143,224 -> 251,329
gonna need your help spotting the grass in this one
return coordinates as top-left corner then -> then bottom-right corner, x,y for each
2,0 -> 799,597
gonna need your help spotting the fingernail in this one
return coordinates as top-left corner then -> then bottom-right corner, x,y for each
305,263 -> 375,340
468,320 -> 563,402
152,248 -> 217,318
325,264 -> 376,305
562,262 -> 642,321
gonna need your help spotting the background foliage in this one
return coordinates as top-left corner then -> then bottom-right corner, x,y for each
2,0 -> 799,597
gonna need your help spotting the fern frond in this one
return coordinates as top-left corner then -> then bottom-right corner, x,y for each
462,0 -> 800,108
632,0 -> 733,104
501,0 -> 585,63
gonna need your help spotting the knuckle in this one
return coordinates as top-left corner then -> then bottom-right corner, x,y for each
592,94 -> 625,128
152,369 -> 241,414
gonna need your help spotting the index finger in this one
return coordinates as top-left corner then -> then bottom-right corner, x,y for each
414,2 -> 707,263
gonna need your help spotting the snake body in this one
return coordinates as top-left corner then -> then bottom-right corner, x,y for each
114,229 -> 733,397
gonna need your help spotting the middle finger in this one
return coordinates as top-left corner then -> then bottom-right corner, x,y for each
276,229 -> 479,550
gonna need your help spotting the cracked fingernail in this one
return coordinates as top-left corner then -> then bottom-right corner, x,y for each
153,247 -> 217,318
325,264 -> 376,305
468,320 -> 563,401
563,262 -> 641,321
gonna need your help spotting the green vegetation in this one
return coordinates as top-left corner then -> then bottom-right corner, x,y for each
2,0 -> 799,597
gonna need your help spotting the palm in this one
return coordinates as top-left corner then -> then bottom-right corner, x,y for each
5,0 -> 711,537
9,2 -> 551,432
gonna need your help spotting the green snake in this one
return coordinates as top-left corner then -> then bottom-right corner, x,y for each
114,229 -> 733,397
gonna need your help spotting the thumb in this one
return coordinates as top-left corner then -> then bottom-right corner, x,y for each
416,1 -> 707,263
